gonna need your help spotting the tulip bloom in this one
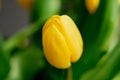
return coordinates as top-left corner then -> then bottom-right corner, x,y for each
85,0 -> 100,14
42,15 -> 83,69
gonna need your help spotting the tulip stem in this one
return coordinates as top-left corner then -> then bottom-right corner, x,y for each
66,67 -> 72,80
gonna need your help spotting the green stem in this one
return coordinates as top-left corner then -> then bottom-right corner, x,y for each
66,67 -> 72,80
3,19 -> 43,58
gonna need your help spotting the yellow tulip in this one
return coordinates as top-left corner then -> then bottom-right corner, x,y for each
42,15 -> 83,69
17,0 -> 33,10
85,0 -> 100,14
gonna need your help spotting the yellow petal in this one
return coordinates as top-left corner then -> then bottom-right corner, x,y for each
42,15 -> 83,69
43,19 -> 71,69
60,15 -> 83,62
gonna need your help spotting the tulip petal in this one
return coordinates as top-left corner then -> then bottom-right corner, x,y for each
43,23 -> 71,69
42,15 -> 83,69
60,15 -> 83,62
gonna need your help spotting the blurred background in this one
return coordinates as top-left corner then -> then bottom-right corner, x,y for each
0,0 -> 29,37
0,0 -> 120,80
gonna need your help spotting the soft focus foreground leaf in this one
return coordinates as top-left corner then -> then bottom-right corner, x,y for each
77,0 -> 118,49
113,72 -> 120,80
72,0 -> 119,80
3,21 -> 42,56
80,39 -> 120,80
0,35 -> 10,80
6,46 -> 45,80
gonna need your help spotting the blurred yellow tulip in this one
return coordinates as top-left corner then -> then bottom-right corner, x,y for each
85,0 -> 100,14
42,15 -> 83,69
17,0 -> 33,10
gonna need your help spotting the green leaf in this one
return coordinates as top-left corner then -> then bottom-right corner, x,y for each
6,46 -> 45,80
72,0 -> 119,80
3,21 -> 42,56
80,40 -> 120,80
0,34 -> 10,80
31,0 -> 61,22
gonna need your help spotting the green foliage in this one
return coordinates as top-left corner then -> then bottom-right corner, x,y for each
0,35 -> 10,80
80,39 -> 120,80
6,46 -> 45,80
31,0 -> 61,22
72,0 -> 119,80
0,0 -> 120,80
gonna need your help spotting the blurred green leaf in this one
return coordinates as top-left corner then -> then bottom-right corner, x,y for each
80,39 -> 120,80
31,0 -> 61,22
113,72 -> 120,80
6,46 -> 45,80
0,34 -> 10,80
72,0 -> 119,80
3,21 -> 42,56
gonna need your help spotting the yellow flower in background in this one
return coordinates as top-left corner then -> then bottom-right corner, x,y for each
42,15 -> 83,69
85,0 -> 100,14
17,0 -> 33,10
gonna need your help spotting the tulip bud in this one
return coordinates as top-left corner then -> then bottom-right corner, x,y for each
85,0 -> 100,14
17,0 -> 33,11
42,15 -> 83,69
